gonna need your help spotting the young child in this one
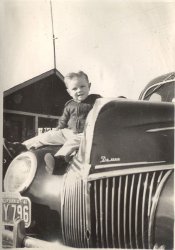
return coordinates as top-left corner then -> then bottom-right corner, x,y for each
6,71 -> 101,166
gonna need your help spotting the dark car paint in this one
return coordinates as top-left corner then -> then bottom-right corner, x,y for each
139,72 -> 175,101
139,72 -> 175,102
90,100 -> 174,167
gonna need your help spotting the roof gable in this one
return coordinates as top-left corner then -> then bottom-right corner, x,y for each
3,69 -> 71,116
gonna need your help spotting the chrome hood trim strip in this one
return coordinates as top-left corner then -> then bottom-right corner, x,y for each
95,160 -> 165,170
88,163 -> 173,181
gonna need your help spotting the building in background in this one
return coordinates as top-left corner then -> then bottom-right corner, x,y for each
3,69 -> 70,142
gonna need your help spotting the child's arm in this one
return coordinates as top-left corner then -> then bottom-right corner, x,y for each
56,105 -> 70,130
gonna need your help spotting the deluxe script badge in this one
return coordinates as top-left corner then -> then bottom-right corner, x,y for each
100,156 -> 120,163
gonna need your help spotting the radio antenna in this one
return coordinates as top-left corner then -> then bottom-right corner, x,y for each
50,0 -> 57,70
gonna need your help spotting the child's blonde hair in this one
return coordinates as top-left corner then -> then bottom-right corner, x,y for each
64,71 -> 89,88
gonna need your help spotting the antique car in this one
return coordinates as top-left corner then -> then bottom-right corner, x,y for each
2,73 -> 174,248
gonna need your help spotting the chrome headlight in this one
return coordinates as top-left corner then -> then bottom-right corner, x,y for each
4,152 -> 37,193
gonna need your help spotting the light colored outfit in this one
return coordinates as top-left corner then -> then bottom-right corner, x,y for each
23,128 -> 83,157
23,94 -> 101,157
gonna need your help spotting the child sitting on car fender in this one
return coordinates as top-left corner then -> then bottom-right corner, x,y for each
6,71 -> 101,167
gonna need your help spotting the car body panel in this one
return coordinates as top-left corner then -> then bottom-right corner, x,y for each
88,99 -> 174,167
139,72 -> 175,102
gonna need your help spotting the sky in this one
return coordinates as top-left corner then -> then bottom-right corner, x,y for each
1,0 -> 175,99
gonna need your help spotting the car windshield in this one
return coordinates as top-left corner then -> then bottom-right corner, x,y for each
143,81 -> 175,102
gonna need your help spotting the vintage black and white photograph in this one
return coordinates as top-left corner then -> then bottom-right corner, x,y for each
1,0 -> 174,249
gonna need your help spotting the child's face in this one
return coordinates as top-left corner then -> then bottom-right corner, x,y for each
66,76 -> 90,102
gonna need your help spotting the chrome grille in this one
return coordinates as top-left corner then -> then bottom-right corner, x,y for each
89,170 -> 171,248
61,169 -> 89,248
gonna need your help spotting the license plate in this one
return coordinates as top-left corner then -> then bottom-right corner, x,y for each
2,192 -> 31,228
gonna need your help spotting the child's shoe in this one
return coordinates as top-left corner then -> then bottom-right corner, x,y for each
44,153 -> 68,175
55,155 -> 67,168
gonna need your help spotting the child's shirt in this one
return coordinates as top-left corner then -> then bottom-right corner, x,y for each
57,94 -> 101,133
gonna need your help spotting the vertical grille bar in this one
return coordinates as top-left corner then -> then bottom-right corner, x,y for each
79,179 -> 84,247
135,173 -> 142,248
61,177 -> 67,244
157,171 -> 163,186
67,181 -> 71,245
124,175 -> 128,248
76,180 -> 81,247
142,173 -> 149,249
84,180 -> 90,248
71,182 -> 75,245
100,179 -> 105,247
94,181 -> 99,247
111,177 -> 116,248
105,178 -> 109,248
73,180 -> 78,246
117,176 -> 122,248
75,179 -> 80,247
66,184 -> 71,245
74,181 -> 78,245
82,181 -> 87,247
129,174 -> 135,248
147,172 -> 156,217
69,182 -> 74,245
